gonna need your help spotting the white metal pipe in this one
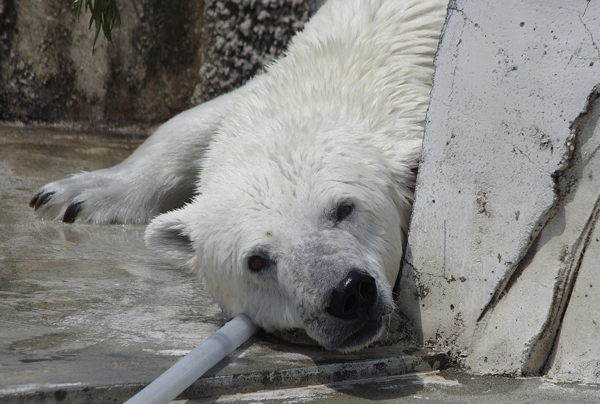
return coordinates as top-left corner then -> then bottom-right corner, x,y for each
124,314 -> 258,404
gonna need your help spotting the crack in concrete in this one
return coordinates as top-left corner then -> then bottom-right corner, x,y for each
507,142 -> 549,176
430,96 -> 473,121
437,3 -> 470,106
443,220 -> 447,279
579,8 -> 600,59
447,2 -> 478,28
582,0 -> 590,18
585,142 -> 600,166
447,65 -> 459,103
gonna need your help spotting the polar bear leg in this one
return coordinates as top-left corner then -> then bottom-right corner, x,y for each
30,90 -> 240,224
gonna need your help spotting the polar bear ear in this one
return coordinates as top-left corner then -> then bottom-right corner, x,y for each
145,208 -> 196,268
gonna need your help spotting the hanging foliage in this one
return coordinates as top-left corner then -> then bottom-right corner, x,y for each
73,0 -> 121,49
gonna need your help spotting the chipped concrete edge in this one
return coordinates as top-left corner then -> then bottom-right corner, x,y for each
0,351 -> 449,404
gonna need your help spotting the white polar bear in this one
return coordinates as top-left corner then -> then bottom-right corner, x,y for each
30,0 -> 446,351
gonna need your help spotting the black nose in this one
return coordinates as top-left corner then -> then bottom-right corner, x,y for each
327,269 -> 377,320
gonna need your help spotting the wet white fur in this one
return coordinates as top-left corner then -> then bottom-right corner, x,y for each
34,0 -> 447,350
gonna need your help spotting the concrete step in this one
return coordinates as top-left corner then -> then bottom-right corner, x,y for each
172,370 -> 600,404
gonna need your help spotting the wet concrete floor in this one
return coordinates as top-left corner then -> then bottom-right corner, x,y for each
1,126 -> 598,404
0,126 -> 442,403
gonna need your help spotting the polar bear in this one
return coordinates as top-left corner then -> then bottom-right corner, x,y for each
29,0 -> 447,351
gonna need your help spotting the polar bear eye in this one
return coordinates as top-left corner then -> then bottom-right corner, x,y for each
336,203 -> 354,221
248,255 -> 269,272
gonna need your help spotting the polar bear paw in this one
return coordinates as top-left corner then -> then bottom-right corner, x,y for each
30,183 -> 87,224
30,189 -> 82,223
29,170 -> 149,224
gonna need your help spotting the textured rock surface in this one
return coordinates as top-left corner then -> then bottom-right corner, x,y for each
0,0 -> 317,130
397,0 -> 600,380
193,0 -> 322,104
0,0 -> 204,129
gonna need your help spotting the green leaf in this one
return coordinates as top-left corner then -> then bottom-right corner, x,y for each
73,0 -> 121,51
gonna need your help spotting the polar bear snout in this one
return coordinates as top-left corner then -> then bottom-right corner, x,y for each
326,269 -> 377,321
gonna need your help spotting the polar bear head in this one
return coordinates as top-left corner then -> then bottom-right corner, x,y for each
145,104 -> 420,351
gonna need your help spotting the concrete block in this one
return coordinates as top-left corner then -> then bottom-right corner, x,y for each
397,0 -> 600,378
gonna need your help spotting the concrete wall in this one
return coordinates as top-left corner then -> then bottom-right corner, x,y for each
0,0 -> 318,131
398,0 -> 600,383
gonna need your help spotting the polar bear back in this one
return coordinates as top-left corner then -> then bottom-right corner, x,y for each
222,0 -> 447,147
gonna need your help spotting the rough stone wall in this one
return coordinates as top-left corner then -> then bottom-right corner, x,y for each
103,0 -> 206,128
193,0 -> 322,104
0,0 -> 318,131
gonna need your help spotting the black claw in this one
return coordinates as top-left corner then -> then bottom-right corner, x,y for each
30,191 -> 55,211
29,193 -> 40,208
63,201 -> 84,223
